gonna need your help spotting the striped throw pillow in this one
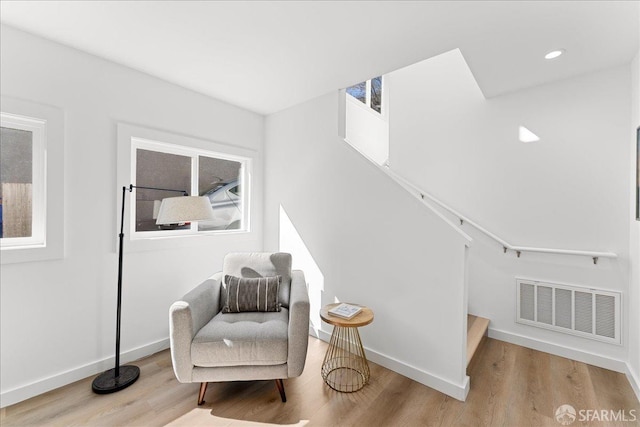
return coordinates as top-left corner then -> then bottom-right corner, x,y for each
222,275 -> 282,313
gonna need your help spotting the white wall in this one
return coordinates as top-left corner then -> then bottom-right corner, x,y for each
264,92 -> 472,400
0,25 -> 264,406
629,49 -> 640,399
389,50 -> 632,370
345,94 -> 389,165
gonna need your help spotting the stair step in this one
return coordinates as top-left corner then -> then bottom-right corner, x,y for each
467,314 -> 490,367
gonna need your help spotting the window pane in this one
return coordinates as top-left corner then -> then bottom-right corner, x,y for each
0,127 -> 33,238
371,76 -> 382,113
135,149 -> 191,232
346,81 -> 366,104
198,156 -> 242,231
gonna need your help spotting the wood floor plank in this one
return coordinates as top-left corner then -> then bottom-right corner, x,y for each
471,336 -> 516,427
549,355 -> 601,425
2,337 -> 638,426
586,364 -> 640,427
505,347 -> 555,427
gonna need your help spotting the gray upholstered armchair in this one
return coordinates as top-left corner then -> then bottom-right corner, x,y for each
169,252 -> 310,405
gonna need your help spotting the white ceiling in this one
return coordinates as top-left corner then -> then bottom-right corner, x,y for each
1,1 -> 638,115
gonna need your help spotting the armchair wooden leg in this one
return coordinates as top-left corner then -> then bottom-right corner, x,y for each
275,379 -> 286,403
197,382 -> 208,406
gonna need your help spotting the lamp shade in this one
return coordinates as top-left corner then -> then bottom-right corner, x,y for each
155,196 -> 215,225
152,200 -> 162,220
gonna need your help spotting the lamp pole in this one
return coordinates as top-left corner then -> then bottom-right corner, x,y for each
92,185 -> 188,394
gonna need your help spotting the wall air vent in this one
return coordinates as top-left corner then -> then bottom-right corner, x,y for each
516,279 -> 621,345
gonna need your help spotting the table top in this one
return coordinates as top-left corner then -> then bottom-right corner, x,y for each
320,303 -> 374,327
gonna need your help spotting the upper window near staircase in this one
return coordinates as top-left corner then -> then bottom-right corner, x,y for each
346,81 -> 366,104
370,77 -> 382,113
346,76 -> 383,115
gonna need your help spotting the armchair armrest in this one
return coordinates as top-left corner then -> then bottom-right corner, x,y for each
169,272 -> 222,382
287,270 -> 310,377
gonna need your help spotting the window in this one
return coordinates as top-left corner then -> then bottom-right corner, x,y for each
135,148 -> 192,232
342,75 -> 389,166
346,81 -> 366,104
346,76 -> 384,114
131,137 -> 249,239
370,76 -> 382,113
0,112 -> 46,249
197,155 -> 243,231
1,99 -> 63,264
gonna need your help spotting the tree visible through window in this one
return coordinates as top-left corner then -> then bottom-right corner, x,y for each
346,82 -> 366,104
371,76 -> 382,113
346,76 -> 383,114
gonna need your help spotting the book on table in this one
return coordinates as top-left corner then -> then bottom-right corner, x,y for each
328,303 -> 362,319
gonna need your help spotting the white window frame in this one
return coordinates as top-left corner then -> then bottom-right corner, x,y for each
0,112 -> 47,249
1,97 -> 64,264
346,76 -> 386,117
130,137 -> 251,240
117,123 -> 256,253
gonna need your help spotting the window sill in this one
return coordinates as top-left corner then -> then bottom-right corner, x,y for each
346,95 -> 385,120
1,242 -> 63,264
123,227 -> 255,254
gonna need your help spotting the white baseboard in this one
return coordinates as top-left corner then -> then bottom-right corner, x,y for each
626,364 -> 640,404
489,328 -> 640,404
488,328 -> 627,372
309,325 -> 320,339
0,338 -> 169,408
315,328 -> 469,401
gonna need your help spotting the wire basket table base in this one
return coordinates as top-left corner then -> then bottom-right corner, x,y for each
321,325 -> 370,392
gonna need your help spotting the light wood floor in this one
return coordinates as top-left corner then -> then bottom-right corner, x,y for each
2,337 -> 639,427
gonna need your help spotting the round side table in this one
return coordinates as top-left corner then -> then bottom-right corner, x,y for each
320,303 -> 374,392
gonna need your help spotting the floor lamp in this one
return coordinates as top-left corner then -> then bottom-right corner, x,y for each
92,184 -> 215,394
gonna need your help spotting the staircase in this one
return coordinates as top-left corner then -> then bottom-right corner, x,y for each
467,314 -> 490,368
340,87 -> 619,400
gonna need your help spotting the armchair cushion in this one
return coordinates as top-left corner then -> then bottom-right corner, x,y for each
191,308 -> 289,367
223,252 -> 292,309
222,275 -> 281,313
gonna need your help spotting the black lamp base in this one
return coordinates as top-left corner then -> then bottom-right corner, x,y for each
92,365 -> 140,394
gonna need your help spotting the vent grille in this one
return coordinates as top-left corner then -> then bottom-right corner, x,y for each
516,279 -> 621,344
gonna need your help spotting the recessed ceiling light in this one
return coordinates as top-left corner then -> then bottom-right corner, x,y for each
544,49 -> 565,60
